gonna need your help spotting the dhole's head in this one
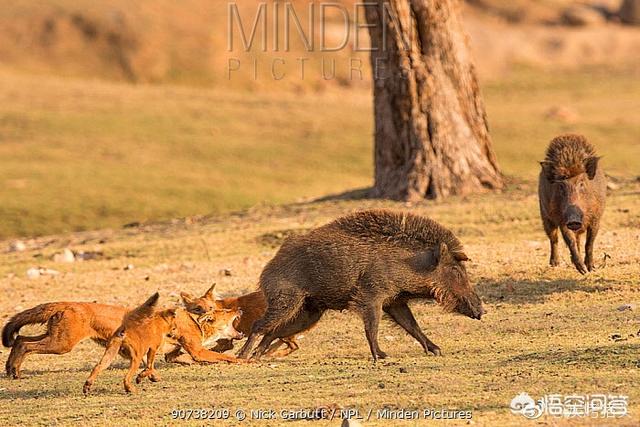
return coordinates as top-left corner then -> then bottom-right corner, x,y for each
430,243 -> 484,320
181,284 -> 218,315
200,308 -> 244,343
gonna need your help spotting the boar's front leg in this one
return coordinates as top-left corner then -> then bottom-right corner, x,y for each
360,304 -> 387,361
384,303 -> 441,356
560,225 -> 587,274
584,221 -> 599,272
543,219 -> 560,267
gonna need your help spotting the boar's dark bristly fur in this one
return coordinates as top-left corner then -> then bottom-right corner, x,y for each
539,134 -> 606,274
237,210 -> 483,362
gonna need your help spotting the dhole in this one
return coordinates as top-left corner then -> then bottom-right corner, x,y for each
83,293 -> 176,394
181,285 -> 303,358
3,286 -> 245,379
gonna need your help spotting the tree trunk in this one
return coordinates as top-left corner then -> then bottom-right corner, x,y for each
365,0 -> 503,201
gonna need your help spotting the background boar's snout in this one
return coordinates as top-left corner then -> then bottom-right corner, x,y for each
564,205 -> 583,231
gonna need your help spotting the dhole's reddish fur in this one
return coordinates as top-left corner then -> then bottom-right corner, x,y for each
181,285 -> 304,358
3,286 -> 245,379
83,293 -> 176,394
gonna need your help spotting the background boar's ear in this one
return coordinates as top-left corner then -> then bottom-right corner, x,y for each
584,156 -> 601,180
436,242 -> 450,263
539,161 -> 554,181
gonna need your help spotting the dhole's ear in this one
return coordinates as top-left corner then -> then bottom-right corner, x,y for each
203,283 -> 217,300
584,156 -> 600,180
539,161 -> 555,181
180,292 -> 194,305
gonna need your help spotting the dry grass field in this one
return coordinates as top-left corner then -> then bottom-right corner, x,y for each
0,1 -> 639,425
0,178 -> 639,425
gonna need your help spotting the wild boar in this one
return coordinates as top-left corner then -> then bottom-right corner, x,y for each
237,210 -> 484,361
538,134 -> 606,274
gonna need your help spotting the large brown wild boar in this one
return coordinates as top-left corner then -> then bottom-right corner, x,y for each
237,210 -> 484,361
538,134 -> 606,274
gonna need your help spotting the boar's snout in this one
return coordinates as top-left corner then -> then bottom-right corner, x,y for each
457,293 -> 485,320
564,205 -> 584,231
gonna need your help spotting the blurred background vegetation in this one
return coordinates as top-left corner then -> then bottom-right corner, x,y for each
0,0 -> 638,238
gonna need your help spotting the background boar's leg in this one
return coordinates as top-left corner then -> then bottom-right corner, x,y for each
560,225 -> 587,274
384,303 -> 442,356
585,222 -> 600,271
360,304 -> 387,361
543,220 -> 560,267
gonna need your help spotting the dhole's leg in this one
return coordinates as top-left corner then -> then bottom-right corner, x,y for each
124,354 -> 142,393
263,339 -> 286,356
560,225 -> 587,274
180,335 -> 246,364
384,303 -> 441,356
83,336 -> 123,394
360,304 -> 386,361
8,312 -> 89,379
585,221 -> 599,271
264,337 -> 299,358
6,334 -> 46,378
543,220 -> 559,267
136,348 -> 160,384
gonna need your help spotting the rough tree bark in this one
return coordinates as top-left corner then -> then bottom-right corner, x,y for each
365,0 -> 503,201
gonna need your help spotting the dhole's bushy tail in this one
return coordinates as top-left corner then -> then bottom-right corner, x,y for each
124,292 -> 160,323
2,303 -> 62,347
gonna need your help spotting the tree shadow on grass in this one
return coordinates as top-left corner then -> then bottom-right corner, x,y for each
476,278 -> 616,305
311,187 -> 374,202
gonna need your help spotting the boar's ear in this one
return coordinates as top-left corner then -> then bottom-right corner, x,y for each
436,242 -> 452,264
453,252 -> 470,262
584,156 -> 601,180
539,161 -> 555,181
180,292 -> 194,305
203,283 -> 217,300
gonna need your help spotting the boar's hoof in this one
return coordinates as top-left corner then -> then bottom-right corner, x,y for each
376,350 -> 388,360
549,257 -> 559,267
429,347 -> 442,356
572,258 -> 588,275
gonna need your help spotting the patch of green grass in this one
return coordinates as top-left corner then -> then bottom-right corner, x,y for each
0,65 -> 638,238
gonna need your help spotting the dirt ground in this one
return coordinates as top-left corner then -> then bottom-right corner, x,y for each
1,180 -> 638,426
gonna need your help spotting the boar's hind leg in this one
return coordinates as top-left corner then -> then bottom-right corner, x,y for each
384,303 -> 441,356
584,221 -> 599,272
543,220 -> 560,267
360,304 -> 387,361
560,226 -> 587,274
253,307 -> 322,359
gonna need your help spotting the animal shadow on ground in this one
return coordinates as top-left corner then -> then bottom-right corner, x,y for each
476,278 -> 615,305
503,343 -> 640,369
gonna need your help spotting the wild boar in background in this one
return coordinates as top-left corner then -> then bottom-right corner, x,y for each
539,134 -> 606,274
